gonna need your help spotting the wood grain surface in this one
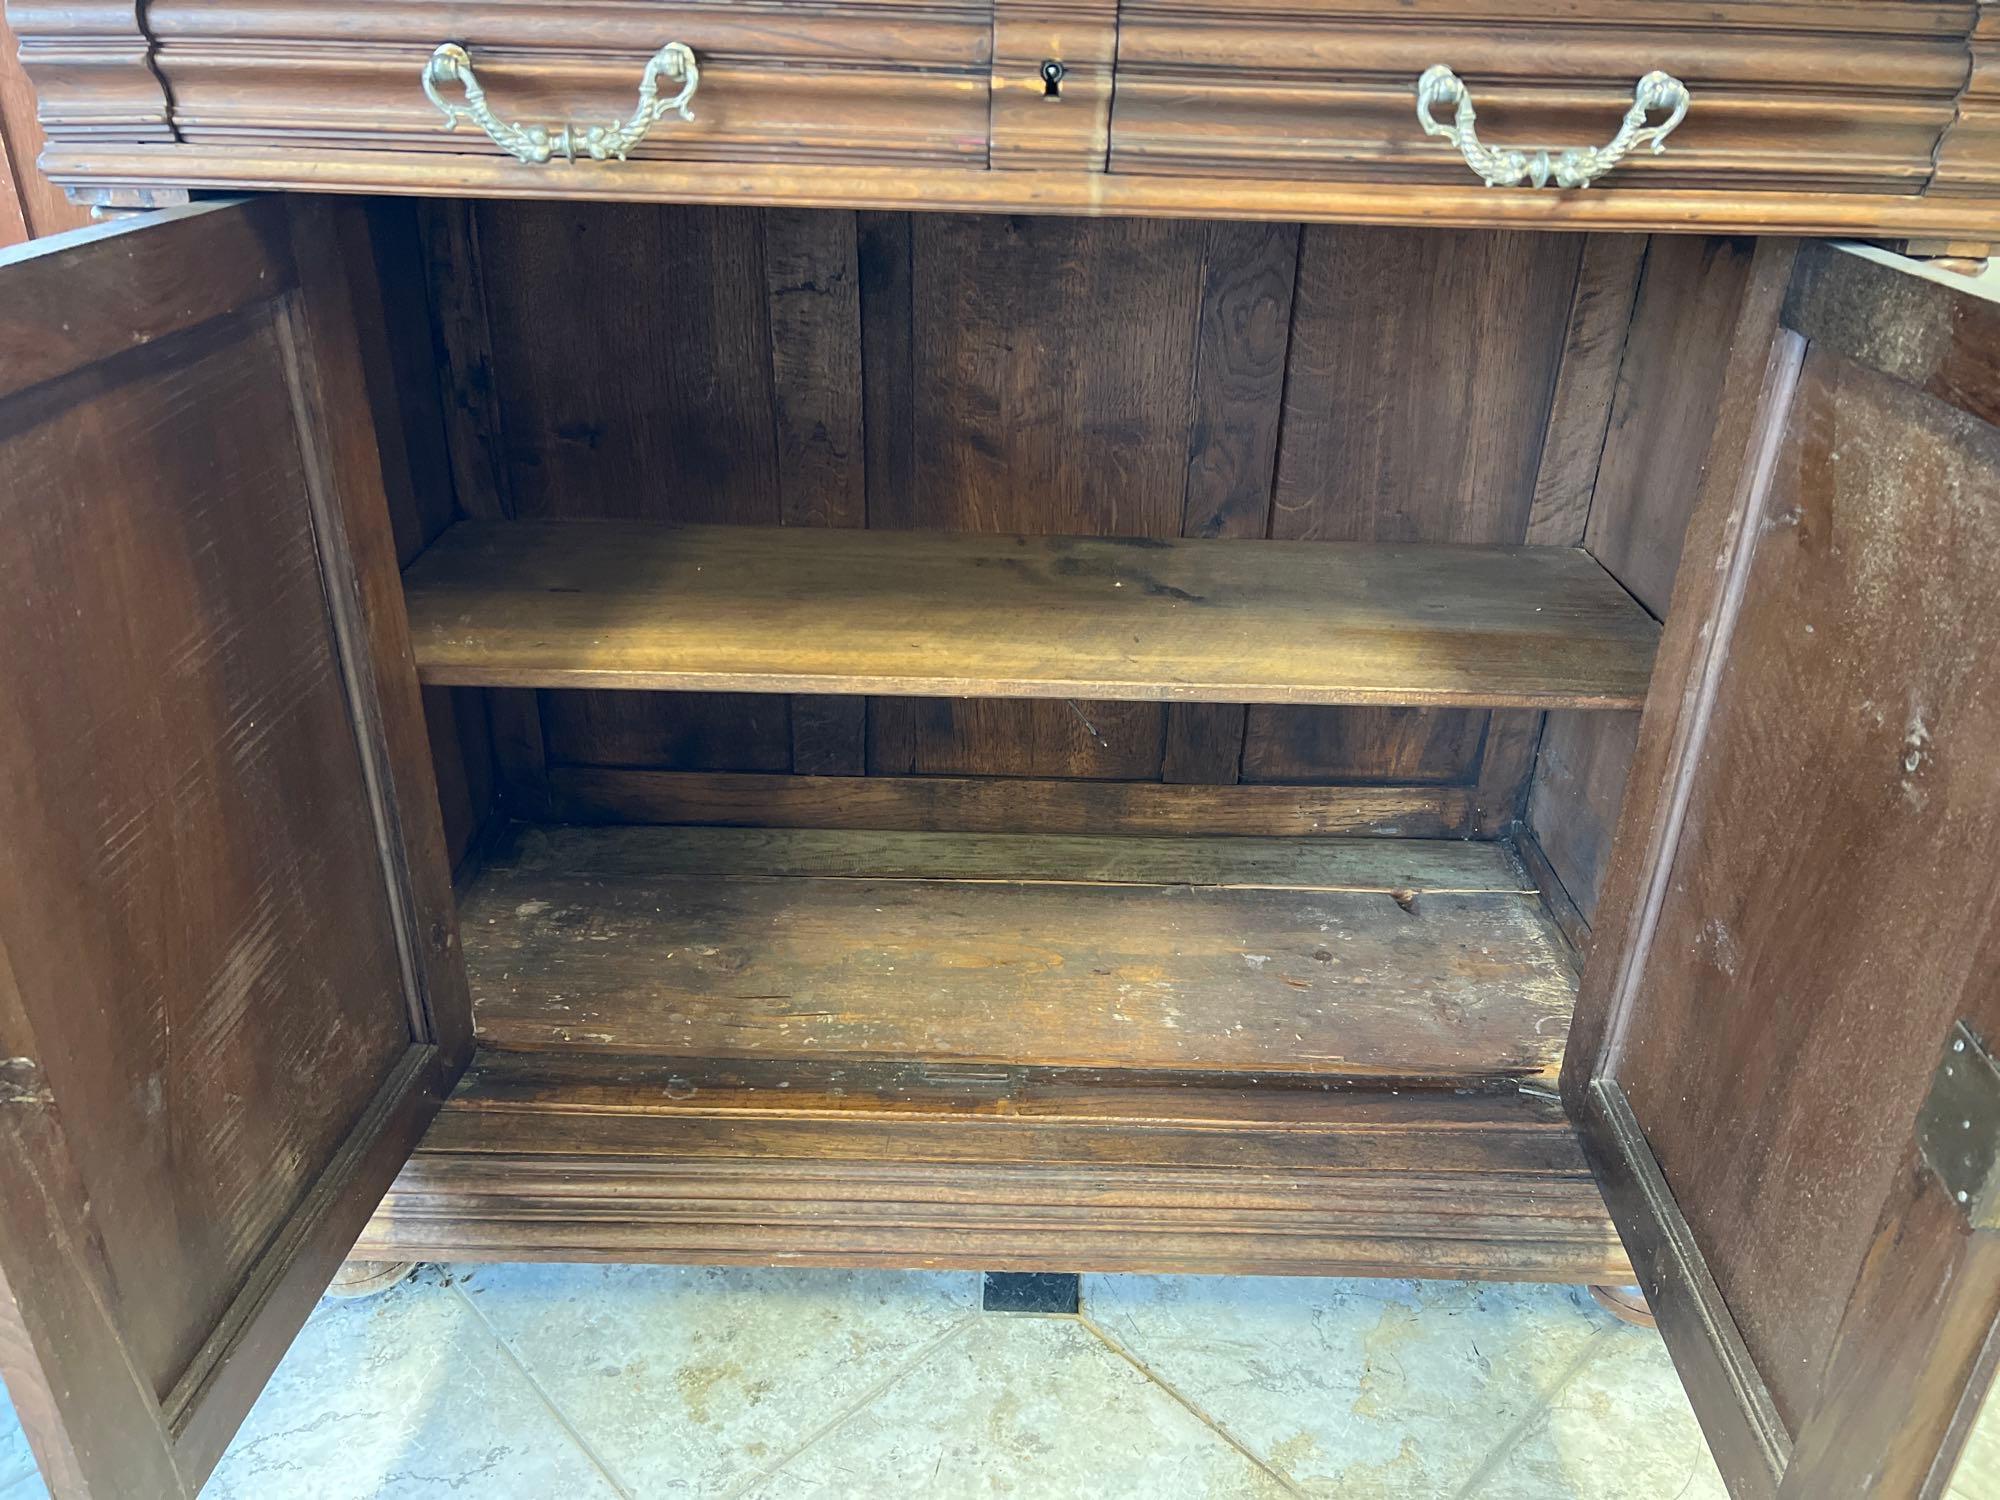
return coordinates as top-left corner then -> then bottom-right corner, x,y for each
460,826 -> 1574,1082
404,522 -> 1661,708
360,1051 -> 1630,1283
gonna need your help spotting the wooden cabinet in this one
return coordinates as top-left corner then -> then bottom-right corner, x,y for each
2,9 -> 2000,1497
13,0 -> 2000,234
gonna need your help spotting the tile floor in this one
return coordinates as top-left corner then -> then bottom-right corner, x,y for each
0,1265 -> 1993,1499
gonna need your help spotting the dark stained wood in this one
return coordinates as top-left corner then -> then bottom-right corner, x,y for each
1248,226 -> 1582,807
1509,825 -> 1588,960
1164,218 -> 1300,784
551,767 -> 1478,837
460,826 -> 1573,1081
1523,710 -> 1642,926
1612,344 -> 2000,1436
351,198 -> 500,877
763,208 -> 866,531
1574,236 -> 2000,1496
1779,1157 -> 2000,1498
1586,236 -> 1761,617
867,213 -> 1206,780
1783,239 -> 2000,428
0,200 -> 297,401
1526,235 -> 1650,545
1272,231 -> 1577,546
1528,233 -> 1767,928
405,522 -> 1663,708
0,199 -> 470,1496
1559,235 -> 1801,1120
361,1051 -> 1632,1284
1580,1082 -> 1790,1497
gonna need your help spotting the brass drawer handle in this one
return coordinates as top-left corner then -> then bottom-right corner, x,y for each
423,41 -> 699,164
1414,66 -> 1689,188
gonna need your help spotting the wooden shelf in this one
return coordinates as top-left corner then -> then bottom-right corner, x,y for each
457,826 -> 1574,1084
360,1050 -> 1629,1282
404,522 -> 1661,709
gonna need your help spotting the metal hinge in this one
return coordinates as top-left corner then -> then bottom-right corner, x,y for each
1919,1021 -> 2000,1230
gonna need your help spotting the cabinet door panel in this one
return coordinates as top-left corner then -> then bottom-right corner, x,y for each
1571,240 -> 2000,1496
0,199 -> 470,1498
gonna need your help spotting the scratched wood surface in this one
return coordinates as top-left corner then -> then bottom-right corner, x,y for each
1617,340 -> 2000,1440
404,522 -> 1661,708
0,200 -> 472,1498
461,826 -> 1575,1081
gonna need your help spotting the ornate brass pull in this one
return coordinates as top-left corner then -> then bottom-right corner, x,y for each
1414,66 -> 1689,188
423,41 -> 699,164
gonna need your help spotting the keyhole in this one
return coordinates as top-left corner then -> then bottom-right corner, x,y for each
1041,59 -> 1065,99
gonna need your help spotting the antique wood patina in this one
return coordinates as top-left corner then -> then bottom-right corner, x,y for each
1,5 -> 1998,1495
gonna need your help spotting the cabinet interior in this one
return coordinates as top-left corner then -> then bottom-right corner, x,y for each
362,200 -> 1756,1275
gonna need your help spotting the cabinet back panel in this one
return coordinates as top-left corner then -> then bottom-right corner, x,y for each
412,202 -> 1619,834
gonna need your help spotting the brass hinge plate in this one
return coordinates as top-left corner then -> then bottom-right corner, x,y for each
1919,1021 -> 2000,1230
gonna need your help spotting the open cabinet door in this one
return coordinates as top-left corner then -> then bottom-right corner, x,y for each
0,198 -> 472,1498
1566,238 -> 2000,1498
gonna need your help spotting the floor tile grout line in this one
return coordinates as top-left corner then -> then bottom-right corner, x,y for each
448,1280 -> 638,1500
1444,1322 -> 1619,1500
717,1310 -> 983,1500
1077,1313 -> 1312,1500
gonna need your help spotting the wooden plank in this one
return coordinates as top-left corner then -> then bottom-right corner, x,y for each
549,768 -> 1476,837
1585,235 -> 1761,618
1250,226 -> 1582,800
1510,825 -> 1589,959
869,214 -> 1206,780
1165,218 -> 1300,784
1526,234 -> 1650,544
1529,233 -> 1770,926
361,1052 -> 1631,1284
460,826 -> 1574,1082
483,824 -> 1532,893
40,146 -> 2000,239
1782,239 -> 2000,428
405,523 -> 1661,709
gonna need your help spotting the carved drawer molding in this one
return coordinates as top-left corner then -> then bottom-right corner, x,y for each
1109,0 -> 1980,198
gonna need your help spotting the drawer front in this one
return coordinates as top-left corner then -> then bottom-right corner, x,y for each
1110,0 -> 1976,195
144,1 -> 995,168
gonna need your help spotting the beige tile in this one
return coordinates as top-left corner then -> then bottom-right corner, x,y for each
203,1267 -> 622,1500
1951,1371 -> 2000,1500
1474,1323 -> 1727,1500
744,1314 -> 1294,1500
458,1263 -> 975,1498
1081,1274 -> 1604,1498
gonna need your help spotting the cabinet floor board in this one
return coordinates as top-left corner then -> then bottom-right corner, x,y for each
460,826 -> 1573,1083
